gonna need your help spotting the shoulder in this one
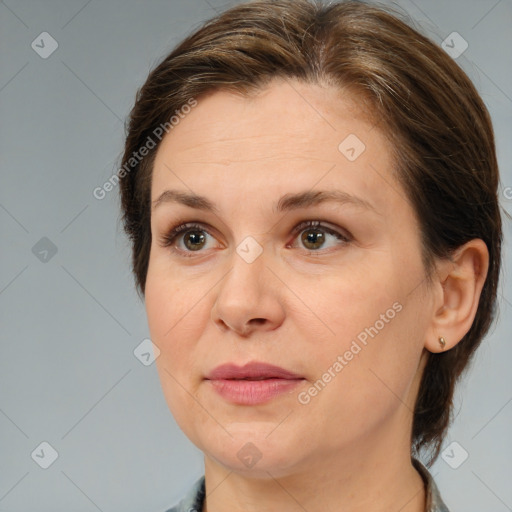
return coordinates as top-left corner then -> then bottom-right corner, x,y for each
163,476 -> 205,512
412,458 -> 451,512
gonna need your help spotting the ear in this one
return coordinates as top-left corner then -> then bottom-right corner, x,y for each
425,239 -> 489,353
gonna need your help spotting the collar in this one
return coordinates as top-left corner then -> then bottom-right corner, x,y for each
413,458 -> 451,512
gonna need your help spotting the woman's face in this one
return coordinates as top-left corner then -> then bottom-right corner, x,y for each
146,79 -> 436,476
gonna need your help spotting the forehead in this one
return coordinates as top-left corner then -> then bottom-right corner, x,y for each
151,79 -> 400,215
156,80 -> 377,159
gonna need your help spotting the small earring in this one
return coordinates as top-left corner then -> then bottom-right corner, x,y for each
438,336 -> 446,350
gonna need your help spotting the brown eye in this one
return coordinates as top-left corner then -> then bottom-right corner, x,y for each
290,220 -> 351,252
160,222 -> 217,255
183,230 -> 207,251
301,228 -> 326,250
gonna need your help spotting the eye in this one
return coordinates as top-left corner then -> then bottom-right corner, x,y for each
289,220 -> 351,251
159,219 -> 351,257
159,222 -> 218,254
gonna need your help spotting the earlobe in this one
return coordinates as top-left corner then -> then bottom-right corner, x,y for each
426,239 -> 489,353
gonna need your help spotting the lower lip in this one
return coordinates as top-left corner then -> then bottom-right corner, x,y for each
207,378 -> 303,405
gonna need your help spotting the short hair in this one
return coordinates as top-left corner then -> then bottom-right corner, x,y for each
118,0 -> 502,465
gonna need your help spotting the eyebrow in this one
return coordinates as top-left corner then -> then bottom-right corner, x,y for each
152,189 -> 378,214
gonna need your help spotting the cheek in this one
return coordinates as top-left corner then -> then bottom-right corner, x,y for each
295,260 -> 401,347
298,302 -> 426,450
145,255 -> 208,339
145,268 -> 207,433
292,255 -> 426,411
145,261 -> 199,379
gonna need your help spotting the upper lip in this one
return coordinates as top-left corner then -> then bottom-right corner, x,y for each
206,362 -> 303,380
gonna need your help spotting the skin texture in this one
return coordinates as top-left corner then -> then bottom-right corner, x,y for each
145,79 -> 488,512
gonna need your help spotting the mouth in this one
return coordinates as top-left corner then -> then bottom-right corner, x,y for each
205,362 -> 305,405
206,361 -> 303,380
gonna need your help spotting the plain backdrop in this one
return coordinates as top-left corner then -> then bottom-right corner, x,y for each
1,0 -> 511,511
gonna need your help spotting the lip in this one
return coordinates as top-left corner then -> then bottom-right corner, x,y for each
205,362 -> 304,405
207,362 -> 302,380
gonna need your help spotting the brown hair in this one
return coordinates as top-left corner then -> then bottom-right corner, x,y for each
119,0 -> 502,465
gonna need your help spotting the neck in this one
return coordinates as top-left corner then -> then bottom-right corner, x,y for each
202,412 -> 426,512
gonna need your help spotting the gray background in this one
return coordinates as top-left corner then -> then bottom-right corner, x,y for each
1,0 -> 511,511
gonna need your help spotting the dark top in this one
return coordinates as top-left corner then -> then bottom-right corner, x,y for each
165,458 -> 450,512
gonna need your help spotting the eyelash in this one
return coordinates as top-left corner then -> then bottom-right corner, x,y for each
159,220 -> 352,257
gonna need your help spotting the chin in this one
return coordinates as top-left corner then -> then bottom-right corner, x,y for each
199,425 -> 308,478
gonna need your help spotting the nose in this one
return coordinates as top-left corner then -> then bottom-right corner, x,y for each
210,245 -> 286,337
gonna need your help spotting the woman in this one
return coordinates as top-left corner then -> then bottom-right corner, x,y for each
118,1 -> 502,511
